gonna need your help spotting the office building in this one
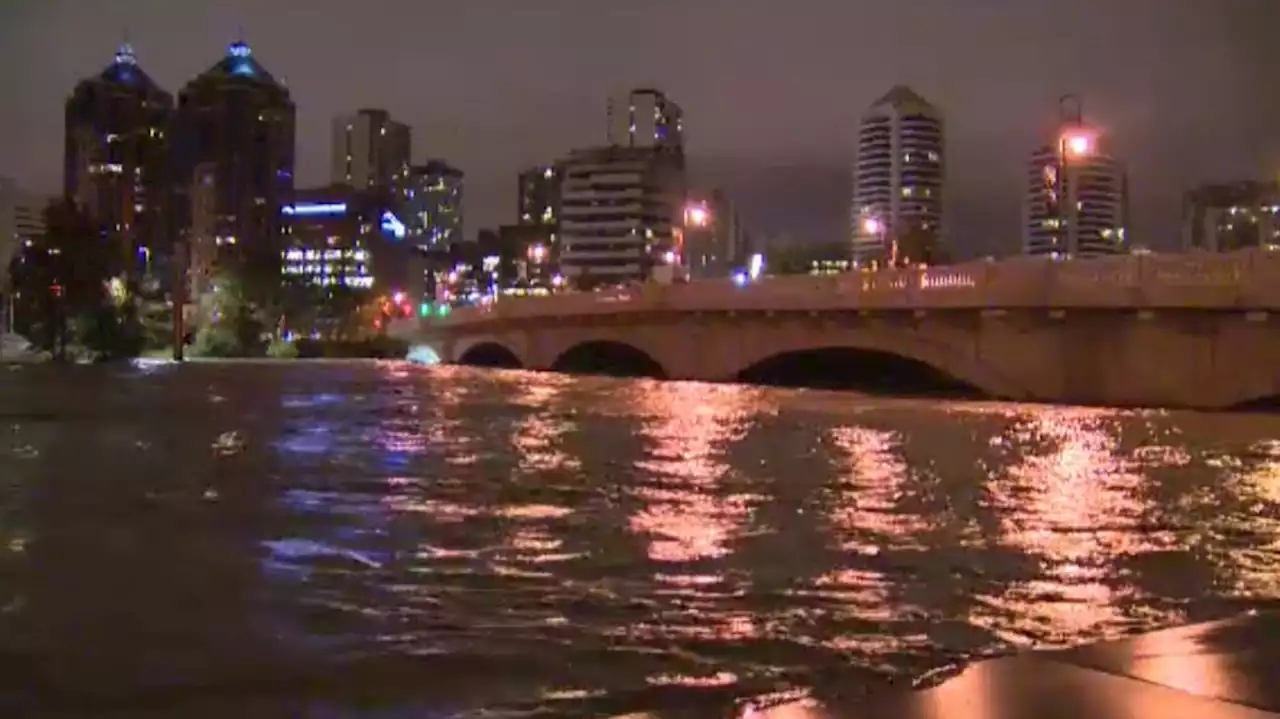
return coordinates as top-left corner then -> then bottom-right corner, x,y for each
557,146 -> 685,287
186,163 -> 219,302
403,160 -> 463,249
1022,126 -> 1128,258
173,40 -> 296,281
330,109 -> 411,201
607,88 -> 684,155
683,189 -> 745,279
1,178 -> 46,331
850,86 -> 944,265
281,186 -> 414,294
518,164 -> 561,228
1181,181 -> 1280,252
63,44 -> 173,278
0,178 -> 46,274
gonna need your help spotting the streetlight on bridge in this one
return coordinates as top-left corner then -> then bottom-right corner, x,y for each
1055,94 -> 1095,256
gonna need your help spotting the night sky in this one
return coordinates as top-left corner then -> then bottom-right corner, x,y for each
3,0 -> 1278,257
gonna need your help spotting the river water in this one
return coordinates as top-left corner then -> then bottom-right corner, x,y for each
0,361 -> 1278,717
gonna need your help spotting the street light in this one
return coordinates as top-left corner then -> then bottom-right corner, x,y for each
1055,94 -> 1089,256
861,217 -> 882,236
1062,132 -> 1092,158
685,204 -> 710,228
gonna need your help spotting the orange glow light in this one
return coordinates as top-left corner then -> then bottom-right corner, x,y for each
1061,131 -> 1093,157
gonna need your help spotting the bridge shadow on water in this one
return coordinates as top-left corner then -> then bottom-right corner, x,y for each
549,341 -> 667,379
1233,395 -> 1280,413
736,347 -> 986,399
456,342 -> 523,369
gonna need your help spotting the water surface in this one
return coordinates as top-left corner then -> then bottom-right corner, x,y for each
0,361 -> 1278,716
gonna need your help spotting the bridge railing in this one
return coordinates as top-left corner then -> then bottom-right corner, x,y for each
416,248 -> 1280,328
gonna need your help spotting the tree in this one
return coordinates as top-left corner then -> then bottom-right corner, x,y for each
894,226 -> 952,267
191,267 -> 269,357
7,200 -> 141,360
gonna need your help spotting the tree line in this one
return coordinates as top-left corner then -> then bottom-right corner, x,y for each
5,200 -> 402,362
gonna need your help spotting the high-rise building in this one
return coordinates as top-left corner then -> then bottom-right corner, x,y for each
1022,125 -> 1128,258
1181,181 -> 1280,252
683,189 -> 745,279
173,40 -> 296,282
557,146 -> 685,288
330,109 -> 411,201
403,160 -> 463,249
607,88 -> 684,155
850,86 -> 944,265
0,178 -> 46,273
518,164 -> 561,228
63,44 -> 173,277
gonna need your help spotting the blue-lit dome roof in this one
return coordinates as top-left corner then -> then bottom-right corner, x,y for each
88,43 -> 166,94
185,39 -> 285,89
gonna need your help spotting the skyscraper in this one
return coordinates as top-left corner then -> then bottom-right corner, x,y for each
850,86 -> 944,265
63,44 -> 173,277
403,160 -> 464,249
606,88 -> 684,155
518,164 -> 561,228
683,189 -> 745,280
173,40 -> 295,284
330,109 -> 411,200
557,146 -> 685,288
1022,124 -> 1128,258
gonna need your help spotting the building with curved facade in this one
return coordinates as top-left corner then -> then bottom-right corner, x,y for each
1022,128 -> 1128,258
850,86 -> 945,265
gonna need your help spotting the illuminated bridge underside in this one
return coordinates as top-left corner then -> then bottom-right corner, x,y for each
393,250 -> 1280,409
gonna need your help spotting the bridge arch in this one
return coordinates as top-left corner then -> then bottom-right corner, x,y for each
737,346 -> 981,396
456,341 -> 524,369
550,340 -> 667,378
716,324 -> 1031,401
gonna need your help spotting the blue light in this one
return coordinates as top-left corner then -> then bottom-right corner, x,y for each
732,271 -> 748,287
380,211 -> 406,239
113,44 -> 137,66
228,42 -> 252,58
230,60 -> 255,77
282,202 -> 347,216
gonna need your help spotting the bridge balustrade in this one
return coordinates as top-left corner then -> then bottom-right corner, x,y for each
410,249 -> 1280,329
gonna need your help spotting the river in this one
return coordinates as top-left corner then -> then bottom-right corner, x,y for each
0,361 -> 1278,717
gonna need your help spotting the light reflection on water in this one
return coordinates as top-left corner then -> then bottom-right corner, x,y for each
0,363 -> 1278,717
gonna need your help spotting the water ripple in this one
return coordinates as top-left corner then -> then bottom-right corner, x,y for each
0,362 -> 1277,717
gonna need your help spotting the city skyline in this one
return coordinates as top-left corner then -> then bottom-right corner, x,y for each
3,0 -> 1279,258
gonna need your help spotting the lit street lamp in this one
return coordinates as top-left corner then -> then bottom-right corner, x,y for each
1056,94 -> 1090,256
685,203 -> 711,228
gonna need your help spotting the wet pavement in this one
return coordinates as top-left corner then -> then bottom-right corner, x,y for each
743,611 -> 1280,718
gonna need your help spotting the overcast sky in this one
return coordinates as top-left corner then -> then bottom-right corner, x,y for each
3,0 -> 1278,256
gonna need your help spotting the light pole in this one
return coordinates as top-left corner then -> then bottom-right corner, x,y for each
861,216 -> 886,269
1056,94 -> 1090,256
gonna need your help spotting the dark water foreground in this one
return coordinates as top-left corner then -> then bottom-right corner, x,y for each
0,361 -> 1278,717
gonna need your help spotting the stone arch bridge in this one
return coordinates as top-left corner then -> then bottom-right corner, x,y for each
391,250 -> 1280,409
